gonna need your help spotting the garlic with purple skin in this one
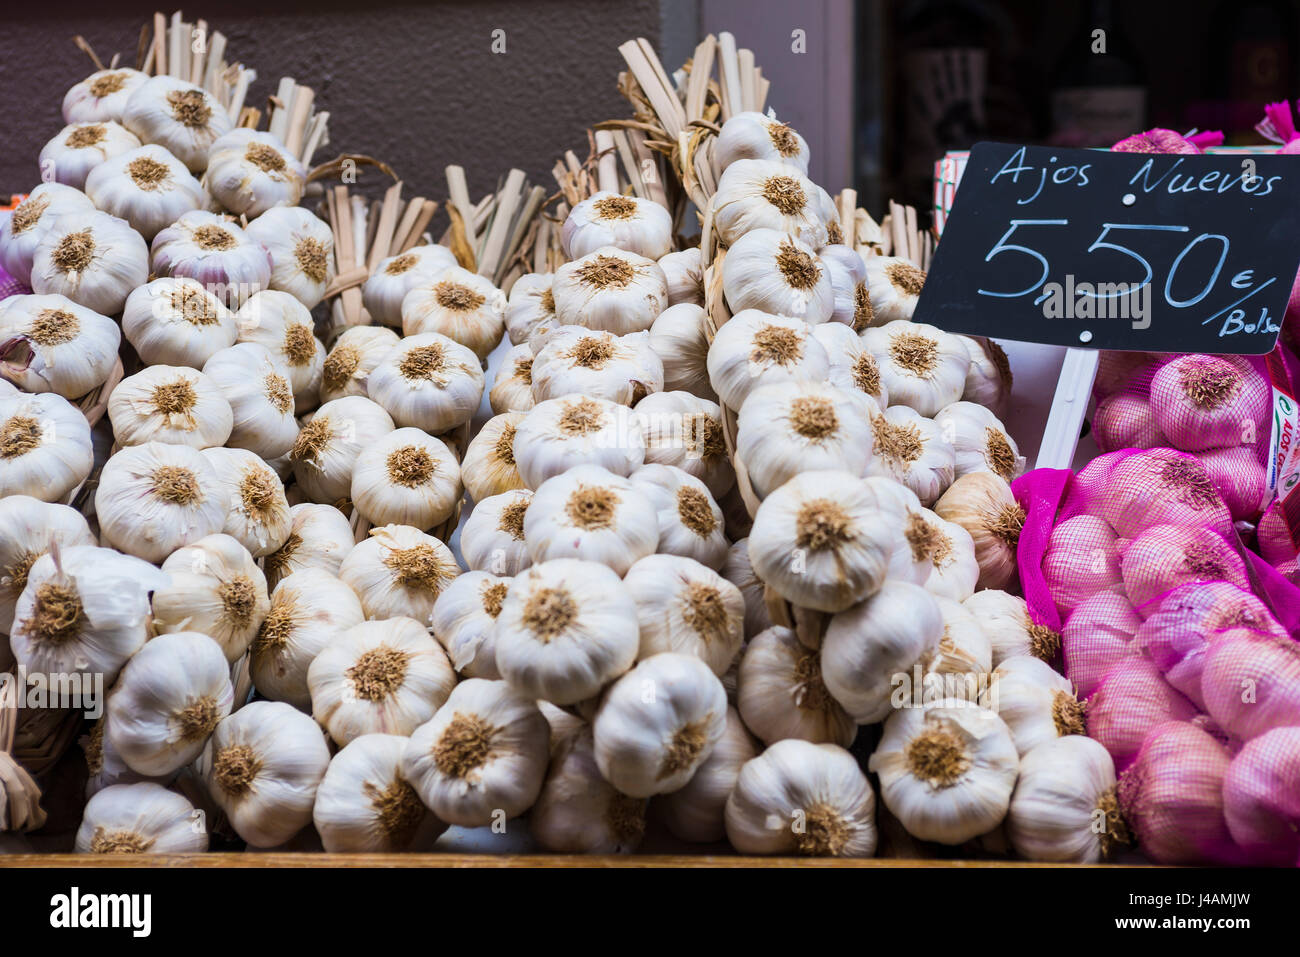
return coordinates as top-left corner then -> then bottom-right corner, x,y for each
1062,590 -> 1140,698
41,121 -> 142,190
0,293 -> 121,399
203,129 -> 306,218
1202,629 -> 1300,741
1222,727 -> 1300,866
1101,448 -> 1233,539
1119,522 -> 1250,614
1148,354 -> 1269,452
561,192 -> 673,261
0,183 -> 96,285
1087,657 -> 1197,771
1042,514 -> 1124,618
1092,392 -> 1167,453
1198,445 -> 1266,520
151,210 -> 271,308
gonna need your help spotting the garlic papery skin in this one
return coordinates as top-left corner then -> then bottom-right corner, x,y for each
721,539 -> 773,639
870,699 -> 1019,845
647,303 -> 714,398
107,631 -> 234,776
122,276 -> 238,369
402,677 -> 549,826
706,309 -> 830,410
204,129 -> 306,218
153,533 -> 269,662
961,336 -> 1013,418
487,346 -> 535,418
863,320 -> 970,416
363,245 -> 459,328
933,401 -> 1023,483
714,111 -> 811,173
818,244 -> 872,328
623,554 -> 744,675
262,503 -> 355,590
151,210 -> 272,309
981,655 -> 1086,757
1119,522 -> 1249,613
31,209 -> 148,315
0,496 -> 95,634
75,782 -> 207,854
401,266 -> 506,361
531,727 -> 647,854
721,229 -> 834,323
631,462 -> 729,568
863,256 -> 926,325
321,326 -> 400,403
249,568 -> 364,708
460,489 -> 533,577
1222,727 -> 1300,865
551,245 -> 668,335
659,247 -> 704,306
561,192 -> 673,261
0,391 -> 93,502
531,326 -> 664,405
1101,447 -> 1234,540
108,365 -> 233,449
460,412 -> 524,504
726,738 -> 877,856
963,590 -> 1061,667
63,68 -> 148,124
430,570 -> 509,678
1148,354 -> 1269,452
895,507 -> 979,600
308,617 -> 457,746
747,469 -> 895,613
635,390 -> 734,499
592,652 -> 728,797
83,143 -> 202,241
1008,735 -> 1126,863
1041,514 -> 1124,618
202,447 -> 291,556
493,556 -> 637,707
661,706 -> 758,842
122,75 -> 233,173
821,580 -> 942,723
0,183 -> 95,285
738,625 -> 855,747
1201,629 -> 1300,741
0,293 -> 120,399
813,321 -> 890,407
313,733 -> 445,853
199,700 -> 330,847
504,272 -> 556,345
12,545 -> 168,684
202,343 -> 299,459
41,121 -> 142,191
95,442 -> 230,564
367,331 -> 484,433
714,160 -> 837,248
338,524 -> 459,622
523,465 -> 658,574
738,381 -> 878,499
1199,445 -> 1266,521
236,290 -> 325,407
351,427 -> 460,530
934,472 -> 1024,591
1063,591 -> 1140,698
84,717 -> 170,798
513,394 -> 645,489
865,405 -> 956,506
243,206 -> 335,310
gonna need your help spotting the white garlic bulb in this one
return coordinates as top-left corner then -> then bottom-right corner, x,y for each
0,183 -> 95,285
530,726 -> 646,854
513,394 -> 645,489
108,365 -> 232,450
460,412 -> 524,503
235,290 -> 324,408
933,401 -> 1022,483
11,545 -> 168,683
430,570 -> 509,678
747,469 -> 895,613
592,652 -> 728,797
503,272 -> 555,345
981,655 -> 1086,757
75,782 -> 207,854
249,568 -> 364,709
262,502 -> 355,590
934,472 -> 1023,591
96,442 -> 230,564
713,160 -> 837,248
631,461 -> 729,568
367,331 -> 484,433
869,698 -> 1019,845
363,244 -> 459,327
31,209 -> 148,315
1007,735 -> 1125,863
151,210 -> 271,309
818,244 -> 871,328
647,302 -> 714,398
561,192 -> 673,261
202,343 -> 298,459
494,558 -> 638,704
721,538 -> 773,639
202,447 -> 291,556
321,326 -> 400,403
0,391 -> 93,502
62,68 -> 148,124
963,589 -> 1060,666
925,595 -> 994,682
83,143 -> 202,240
661,706 -> 758,842
107,631 -> 233,776
738,381 -> 878,499
726,739 -> 878,857
530,326 -> 664,405
401,266 -> 506,362
721,229 -> 833,323
659,247 -> 704,306
624,553 -> 744,675
551,245 -> 668,335
714,111 -> 811,173
244,206 -> 335,310
122,276 -> 238,368
313,733 -> 446,852
960,336 -> 1013,418
338,524 -> 458,622
198,700 -> 331,847
635,390 -> 734,500
0,496 -> 95,634
488,343 -> 535,415
738,625 -> 855,747
524,465 -> 658,574
863,256 -> 926,325
888,506 -> 979,601
122,75 -> 233,172
308,617 -> 457,745
204,129 -> 306,218
153,533 -> 269,662
352,427 -> 460,530
401,678 -> 549,826
41,121 -> 142,191
459,489 -> 532,576
0,293 -> 120,398
863,320 -> 970,416
706,309 -> 829,410
813,320 -> 890,407
865,405 -> 956,506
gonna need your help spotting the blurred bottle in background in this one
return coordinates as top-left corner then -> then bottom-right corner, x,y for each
1049,0 -> 1147,147
1206,0 -> 1295,142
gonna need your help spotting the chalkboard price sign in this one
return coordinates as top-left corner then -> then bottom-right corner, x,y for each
914,142 -> 1300,354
